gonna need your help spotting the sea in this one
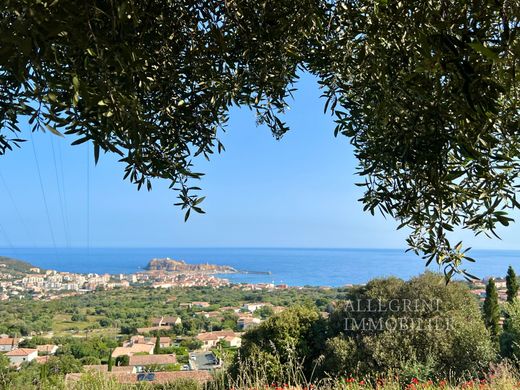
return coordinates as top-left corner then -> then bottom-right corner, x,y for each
0,247 -> 519,287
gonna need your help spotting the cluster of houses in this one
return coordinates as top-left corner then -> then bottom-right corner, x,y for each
0,266 -> 234,301
470,277 -> 520,303
0,257 -> 307,303
1,266 -> 278,302
150,274 -> 230,289
0,268 -> 132,301
0,336 -> 59,367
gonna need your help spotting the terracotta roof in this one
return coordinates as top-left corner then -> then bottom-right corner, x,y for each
129,336 -> 171,345
0,338 -> 18,345
36,344 -> 58,353
111,344 -> 154,357
129,354 -> 177,366
112,366 -> 134,373
81,365 -> 134,374
36,356 -> 50,364
5,348 -> 37,356
84,365 -> 108,373
196,330 -> 236,341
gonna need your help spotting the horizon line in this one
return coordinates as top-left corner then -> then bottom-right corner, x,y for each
1,246 -> 520,252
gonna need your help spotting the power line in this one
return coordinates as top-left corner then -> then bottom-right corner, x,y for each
50,136 -> 70,247
30,131 -> 57,249
86,141 -> 90,256
0,170 -> 35,247
56,140 -> 71,247
0,219 -> 14,251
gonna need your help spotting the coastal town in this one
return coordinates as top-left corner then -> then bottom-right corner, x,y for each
0,254 -> 292,386
0,257 -> 288,301
1,255 -> 520,388
0,256 -> 513,304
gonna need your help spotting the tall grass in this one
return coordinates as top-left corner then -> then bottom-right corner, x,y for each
63,361 -> 520,390
2,358 -> 518,389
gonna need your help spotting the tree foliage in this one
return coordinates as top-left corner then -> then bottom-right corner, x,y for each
1,0 -> 520,273
501,298 -> 520,360
483,278 -> 501,339
507,265 -> 519,303
233,274 -> 495,380
325,273 -> 495,377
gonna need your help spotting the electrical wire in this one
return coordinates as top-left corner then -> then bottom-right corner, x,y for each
50,136 -> 70,247
0,170 -> 35,247
30,131 -> 57,249
56,140 -> 71,247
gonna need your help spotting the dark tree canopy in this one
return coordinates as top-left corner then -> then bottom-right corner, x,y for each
483,278 -> 501,339
506,265 -> 519,303
1,0 -> 520,276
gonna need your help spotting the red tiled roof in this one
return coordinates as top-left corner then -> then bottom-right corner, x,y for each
129,354 -> 177,366
112,344 -> 154,357
0,338 -> 18,345
36,356 -> 50,364
196,330 -> 236,341
6,348 -> 37,356
36,344 -> 58,353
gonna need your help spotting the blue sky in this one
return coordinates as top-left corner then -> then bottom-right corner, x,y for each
1,73 -> 519,249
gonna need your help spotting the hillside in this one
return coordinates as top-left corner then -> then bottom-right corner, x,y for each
0,256 -> 43,277
145,258 -> 237,273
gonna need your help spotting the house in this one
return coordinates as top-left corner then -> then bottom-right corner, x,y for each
36,356 -> 51,364
219,306 -> 240,313
129,336 -> 171,348
196,331 -> 241,350
36,344 -> 59,355
112,344 -> 154,358
202,311 -> 222,319
5,348 -> 38,365
241,303 -> 267,312
191,301 -> 210,308
0,337 -> 18,352
237,317 -> 261,330
151,316 -> 182,327
129,354 -> 177,373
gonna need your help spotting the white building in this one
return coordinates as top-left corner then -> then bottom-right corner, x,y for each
5,348 -> 38,365
0,337 -> 18,352
241,303 -> 267,312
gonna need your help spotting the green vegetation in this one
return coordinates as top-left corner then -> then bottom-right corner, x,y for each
507,266 -> 519,303
0,257 -> 43,278
154,336 -> 160,355
483,278 -> 501,340
0,285 -> 339,337
2,269 -> 520,388
2,1 -> 520,271
234,273 -> 494,382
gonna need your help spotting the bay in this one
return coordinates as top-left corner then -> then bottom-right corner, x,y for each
0,247 -> 519,287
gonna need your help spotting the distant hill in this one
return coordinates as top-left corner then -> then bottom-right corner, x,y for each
145,258 -> 237,273
0,256 -> 43,277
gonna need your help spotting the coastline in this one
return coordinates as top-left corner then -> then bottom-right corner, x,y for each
0,247 -> 519,287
